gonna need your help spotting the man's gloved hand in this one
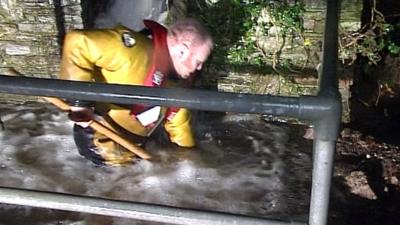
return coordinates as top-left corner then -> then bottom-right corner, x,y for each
68,106 -> 94,128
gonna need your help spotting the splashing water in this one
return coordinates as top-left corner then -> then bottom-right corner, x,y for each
0,102 -> 312,224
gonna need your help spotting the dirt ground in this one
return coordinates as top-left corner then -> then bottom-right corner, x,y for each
327,126 -> 400,225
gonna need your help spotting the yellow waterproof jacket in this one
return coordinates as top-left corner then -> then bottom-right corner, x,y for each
59,21 -> 194,147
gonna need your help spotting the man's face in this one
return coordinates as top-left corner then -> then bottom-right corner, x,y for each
172,43 -> 211,79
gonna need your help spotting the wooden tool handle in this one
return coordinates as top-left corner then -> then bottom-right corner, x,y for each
44,97 -> 152,160
89,121 -> 151,160
43,97 -> 71,111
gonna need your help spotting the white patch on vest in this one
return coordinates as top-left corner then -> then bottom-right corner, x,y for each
136,106 -> 161,127
152,70 -> 164,86
121,32 -> 136,47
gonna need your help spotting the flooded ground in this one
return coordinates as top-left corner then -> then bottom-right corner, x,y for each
0,102 -> 313,225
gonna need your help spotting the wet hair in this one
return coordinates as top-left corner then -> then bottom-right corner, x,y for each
168,18 -> 213,50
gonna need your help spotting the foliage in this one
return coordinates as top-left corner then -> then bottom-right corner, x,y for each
339,0 -> 400,65
190,0 -> 305,72
193,0 -> 399,70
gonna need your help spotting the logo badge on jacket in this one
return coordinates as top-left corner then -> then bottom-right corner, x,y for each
152,70 -> 164,86
121,32 -> 136,47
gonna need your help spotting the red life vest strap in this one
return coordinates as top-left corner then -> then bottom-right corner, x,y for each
131,20 -> 179,124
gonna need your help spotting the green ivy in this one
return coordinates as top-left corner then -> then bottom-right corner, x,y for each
190,0 -> 305,71
339,4 -> 400,65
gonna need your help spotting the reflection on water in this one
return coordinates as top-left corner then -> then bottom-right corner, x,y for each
0,103 -> 313,224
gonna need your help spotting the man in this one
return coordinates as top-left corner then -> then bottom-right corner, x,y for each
59,18 -> 213,166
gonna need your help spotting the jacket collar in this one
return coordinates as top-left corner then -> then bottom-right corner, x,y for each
143,20 -> 173,86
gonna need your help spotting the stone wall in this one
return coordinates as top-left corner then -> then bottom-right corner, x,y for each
0,0 -> 82,79
217,0 -> 362,122
0,0 -> 361,122
0,0 -> 82,102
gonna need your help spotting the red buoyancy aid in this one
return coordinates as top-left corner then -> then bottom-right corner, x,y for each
143,20 -> 171,87
130,20 -> 179,125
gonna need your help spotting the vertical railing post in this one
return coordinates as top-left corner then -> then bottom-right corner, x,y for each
308,0 -> 341,225
309,140 -> 337,225
0,1 -> 343,224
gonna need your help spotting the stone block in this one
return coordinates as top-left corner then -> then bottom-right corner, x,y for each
0,93 -> 39,103
313,20 -> 325,34
37,15 -> 55,23
0,24 -> 18,37
18,23 -> 55,33
61,0 -> 80,7
17,23 -> 35,32
24,0 -> 53,8
304,0 -> 325,9
4,44 -> 31,55
303,18 -> 315,31
340,21 -> 361,32
16,34 -> 38,41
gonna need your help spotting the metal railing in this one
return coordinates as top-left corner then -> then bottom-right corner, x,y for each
0,0 -> 340,224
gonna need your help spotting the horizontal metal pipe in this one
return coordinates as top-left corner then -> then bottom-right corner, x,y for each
0,75 -> 303,117
0,75 -> 342,124
0,187 -> 306,225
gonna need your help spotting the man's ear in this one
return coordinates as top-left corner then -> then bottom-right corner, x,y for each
177,42 -> 190,61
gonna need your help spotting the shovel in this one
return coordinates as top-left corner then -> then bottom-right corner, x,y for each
44,97 -> 152,160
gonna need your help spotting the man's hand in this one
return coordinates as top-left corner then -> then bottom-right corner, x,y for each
68,106 -> 94,128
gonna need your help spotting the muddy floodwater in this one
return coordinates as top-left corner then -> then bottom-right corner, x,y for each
0,102 -> 313,225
